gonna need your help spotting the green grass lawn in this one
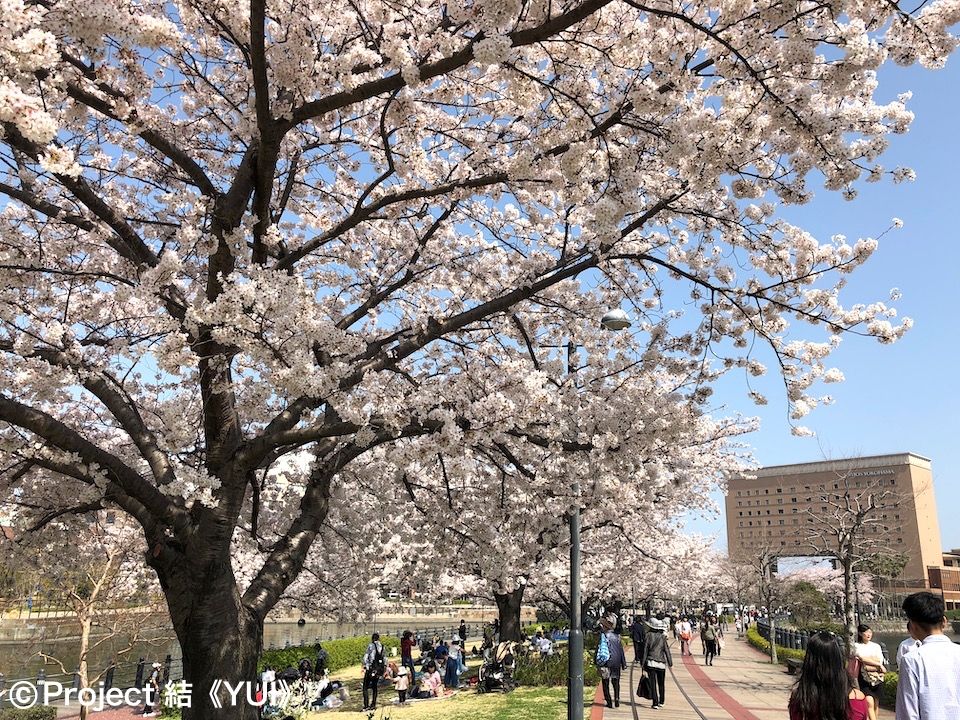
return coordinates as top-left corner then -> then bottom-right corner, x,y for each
304,685 -> 597,720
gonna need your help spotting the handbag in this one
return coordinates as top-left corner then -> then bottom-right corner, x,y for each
637,674 -> 652,699
599,667 -> 611,680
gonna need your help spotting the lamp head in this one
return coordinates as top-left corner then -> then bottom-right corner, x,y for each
600,308 -> 631,331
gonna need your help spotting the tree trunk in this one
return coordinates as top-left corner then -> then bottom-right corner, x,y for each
153,554 -> 264,720
769,615 -> 778,664
843,556 -> 857,654
494,585 -> 525,642
78,614 -> 91,720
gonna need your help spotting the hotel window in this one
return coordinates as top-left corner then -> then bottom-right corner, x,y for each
737,491 -> 742,497
776,488 -> 782,493
778,509 -> 784,514
778,498 -> 783,504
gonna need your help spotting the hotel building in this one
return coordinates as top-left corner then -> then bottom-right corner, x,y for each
725,453 -> 942,593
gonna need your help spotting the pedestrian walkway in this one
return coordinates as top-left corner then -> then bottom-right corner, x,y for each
590,632 -> 796,720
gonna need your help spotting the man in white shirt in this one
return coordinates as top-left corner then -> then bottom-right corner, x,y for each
896,592 -> 960,720
897,632 -> 922,665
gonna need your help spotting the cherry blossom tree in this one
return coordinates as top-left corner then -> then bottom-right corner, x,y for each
1,0 -> 955,716
0,510 -> 164,720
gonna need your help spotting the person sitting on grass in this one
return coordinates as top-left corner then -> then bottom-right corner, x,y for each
423,659 -> 443,697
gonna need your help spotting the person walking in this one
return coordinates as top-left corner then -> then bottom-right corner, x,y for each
896,591 -> 960,720
677,615 -> 693,656
642,617 -> 673,709
852,623 -> 886,707
361,632 -> 387,711
702,617 -> 720,665
596,613 -> 627,708
142,662 -> 162,717
789,631 -> 876,720
631,615 -> 647,664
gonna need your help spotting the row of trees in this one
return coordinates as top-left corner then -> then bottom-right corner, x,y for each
2,0 -> 955,716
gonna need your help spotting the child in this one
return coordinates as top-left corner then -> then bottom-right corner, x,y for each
392,666 -> 410,705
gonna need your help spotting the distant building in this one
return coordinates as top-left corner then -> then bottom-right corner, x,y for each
725,453 -> 941,591
932,550 -> 960,610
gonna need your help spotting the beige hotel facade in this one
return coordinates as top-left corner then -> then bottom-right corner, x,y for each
725,453 -> 954,604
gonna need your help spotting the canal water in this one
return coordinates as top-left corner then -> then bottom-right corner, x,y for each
0,614 -> 477,693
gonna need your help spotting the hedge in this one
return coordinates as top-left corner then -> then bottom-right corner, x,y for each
745,626 -> 899,708
745,625 -> 805,665
259,635 -> 401,674
0,708 -> 58,720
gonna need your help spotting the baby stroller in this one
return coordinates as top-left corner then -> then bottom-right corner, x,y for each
477,641 -> 516,693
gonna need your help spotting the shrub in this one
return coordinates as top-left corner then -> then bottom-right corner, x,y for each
512,648 -> 600,687
0,708 -> 58,720
745,625 -> 805,666
881,672 -> 898,708
259,635 -> 401,674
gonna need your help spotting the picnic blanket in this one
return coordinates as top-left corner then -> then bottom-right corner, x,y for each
390,689 -> 459,704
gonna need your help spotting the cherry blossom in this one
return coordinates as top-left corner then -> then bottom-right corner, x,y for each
0,0 -> 955,716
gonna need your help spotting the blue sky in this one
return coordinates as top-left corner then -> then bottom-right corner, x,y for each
690,56 -> 960,552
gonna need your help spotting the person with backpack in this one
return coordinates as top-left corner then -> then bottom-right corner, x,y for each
702,618 -> 720,665
141,661 -> 162,717
362,632 -> 387,711
596,613 -> 627,709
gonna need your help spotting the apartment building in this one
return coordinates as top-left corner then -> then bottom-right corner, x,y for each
725,453 -> 941,589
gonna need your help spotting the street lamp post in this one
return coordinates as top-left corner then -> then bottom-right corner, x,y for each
567,309 -> 631,720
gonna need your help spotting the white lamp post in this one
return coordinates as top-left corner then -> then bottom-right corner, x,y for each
567,309 -> 631,720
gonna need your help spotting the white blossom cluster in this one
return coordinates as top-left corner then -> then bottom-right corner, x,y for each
0,0 -> 953,676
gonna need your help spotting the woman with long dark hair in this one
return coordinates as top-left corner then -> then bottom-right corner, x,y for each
789,632 -> 876,720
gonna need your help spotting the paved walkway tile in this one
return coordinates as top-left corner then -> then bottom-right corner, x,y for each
592,632 -> 795,720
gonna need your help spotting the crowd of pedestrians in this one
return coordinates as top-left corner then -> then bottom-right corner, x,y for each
785,591 -> 960,720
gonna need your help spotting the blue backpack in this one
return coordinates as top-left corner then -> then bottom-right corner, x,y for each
595,632 -> 610,666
